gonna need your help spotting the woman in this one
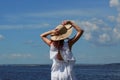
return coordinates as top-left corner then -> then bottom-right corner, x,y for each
40,20 -> 84,80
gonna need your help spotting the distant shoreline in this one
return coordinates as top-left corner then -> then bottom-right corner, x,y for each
0,63 -> 120,66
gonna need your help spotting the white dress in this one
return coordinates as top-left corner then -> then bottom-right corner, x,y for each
50,42 -> 77,80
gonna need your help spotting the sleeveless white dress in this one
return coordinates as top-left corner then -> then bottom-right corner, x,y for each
50,42 -> 77,80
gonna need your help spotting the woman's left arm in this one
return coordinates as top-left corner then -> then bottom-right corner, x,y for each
62,21 -> 84,48
69,21 -> 84,45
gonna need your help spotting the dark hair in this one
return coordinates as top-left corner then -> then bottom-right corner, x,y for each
52,40 -> 64,49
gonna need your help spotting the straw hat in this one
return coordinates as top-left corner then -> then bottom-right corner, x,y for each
51,24 -> 72,41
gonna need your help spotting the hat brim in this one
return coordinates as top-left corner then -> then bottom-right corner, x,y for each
51,24 -> 72,41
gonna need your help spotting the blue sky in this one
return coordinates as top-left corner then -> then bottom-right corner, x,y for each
0,0 -> 120,64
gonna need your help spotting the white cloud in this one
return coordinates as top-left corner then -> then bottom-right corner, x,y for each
117,13 -> 120,23
81,21 -> 99,32
76,17 -> 120,46
84,32 -> 92,41
76,0 -> 120,46
11,53 -> 32,59
108,16 -> 116,22
110,0 -> 120,7
110,0 -> 120,14
25,9 -> 99,18
24,40 -> 34,44
113,27 -> 120,40
99,33 -> 111,43
24,40 -> 41,47
1,53 -> 33,59
110,0 -> 120,24
0,23 -> 50,30
0,34 -> 5,40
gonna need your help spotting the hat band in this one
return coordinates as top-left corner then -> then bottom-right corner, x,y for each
51,25 -> 72,36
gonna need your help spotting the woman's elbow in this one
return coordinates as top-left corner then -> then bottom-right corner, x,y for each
79,29 -> 84,34
40,34 -> 45,38
81,29 -> 84,33
78,29 -> 84,36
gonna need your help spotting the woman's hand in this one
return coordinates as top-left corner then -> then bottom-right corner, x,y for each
61,20 -> 73,26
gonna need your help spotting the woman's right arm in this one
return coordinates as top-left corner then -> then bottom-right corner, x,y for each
40,30 -> 53,46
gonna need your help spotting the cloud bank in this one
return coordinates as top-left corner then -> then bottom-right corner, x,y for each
78,0 -> 120,46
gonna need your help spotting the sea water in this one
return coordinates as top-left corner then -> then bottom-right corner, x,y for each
0,64 -> 120,80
